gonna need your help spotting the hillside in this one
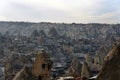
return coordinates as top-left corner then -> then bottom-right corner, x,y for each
96,41 -> 120,80
0,21 -> 120,39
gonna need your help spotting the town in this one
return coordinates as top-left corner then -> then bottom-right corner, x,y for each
0,22 -> 120,80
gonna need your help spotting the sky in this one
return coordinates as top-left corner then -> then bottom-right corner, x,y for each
0,0 -> 120,23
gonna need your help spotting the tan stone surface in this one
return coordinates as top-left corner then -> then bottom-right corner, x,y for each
96,42 -> 120,80
81,62 -> 91,79
32,49 -> 52,79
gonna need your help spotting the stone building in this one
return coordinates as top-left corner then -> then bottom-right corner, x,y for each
32,49 -> 53,80
93,53 -> 100,70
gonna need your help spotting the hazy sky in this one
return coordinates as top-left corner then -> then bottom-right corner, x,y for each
0,0 -> 120,23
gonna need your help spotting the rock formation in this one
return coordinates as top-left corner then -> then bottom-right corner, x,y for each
85,52 -> 92,69
38,30 -> 47,44
4,52 -> 32,80
66,57 -> 82,77
93,53 -> 100,70
39,30 -> 47,38
32,49 -> 53,80
96,41 -> 120,80
8,49 -> 53,80
81,62 -> 91,79
48,27 -> 59,38
31,29 -> 39,37
95,46 -> 110,66
12,66 -> 28,80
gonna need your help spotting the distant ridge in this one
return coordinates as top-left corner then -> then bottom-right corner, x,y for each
0,21 -> 120,40
0,21 -> 119,25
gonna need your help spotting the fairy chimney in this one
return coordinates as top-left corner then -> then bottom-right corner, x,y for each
81,62 -> 91,79
32,49 -> 53,80
96,41 -> 120,80
94,52 -> 100,69
85,52 -> 92,69
66,57 -> 82,77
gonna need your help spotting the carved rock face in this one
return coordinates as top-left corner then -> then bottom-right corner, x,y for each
96,42 -> 120,80
66,58 -> 82,77
4,53 -> 32,80
81,62 -> 91,79
32,49 -> 52,79
6,49 -> 52,80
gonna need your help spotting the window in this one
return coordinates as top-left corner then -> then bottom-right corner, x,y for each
48,64 -> 51,70
97,62 -> 99,64
38,76 -> 41,80
42,64 -> 45,69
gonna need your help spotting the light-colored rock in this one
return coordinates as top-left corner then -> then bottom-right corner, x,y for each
81,62 -> 91,79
